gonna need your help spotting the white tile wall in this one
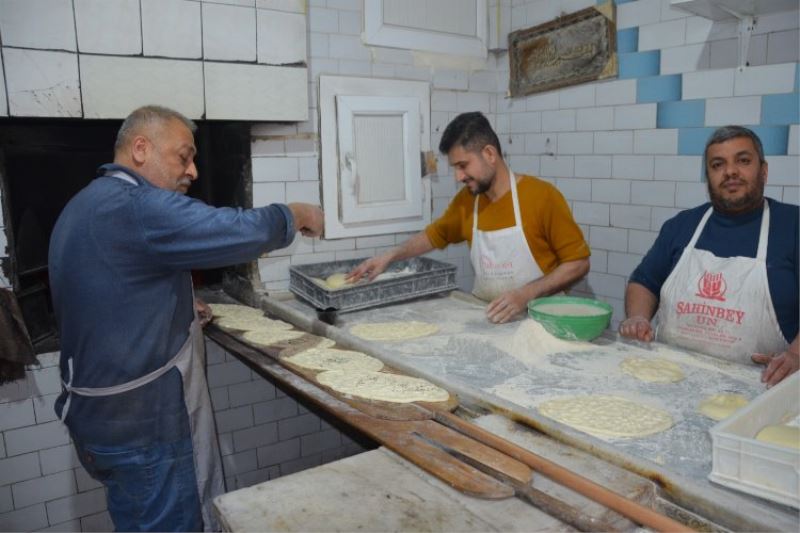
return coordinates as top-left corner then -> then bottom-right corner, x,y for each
660,43 -> 709,74
765,156 -> 800,187
734,62 -> 797,96
204,62 -> 308,120
541,110 -> 576,132
80,55 -> 205,119
705,96 -> 761,126
0,0 -> 76,51
3,49 -> 81,117
577,107 -> 614,131
766,30 -> 800,64
257,0 -> 306,13
634,129 -> 678,155
617,0 -> 662,30
638,19 -> 687,51
74,0 -> 141,55
203,2 -> 258,61
142,0 -> 203,59
683,68 -> 736,99
613,155 -> 655,180
595,79 -> 637,106
257,9 -> 307,64
595,131 -> 634,154
654,156 -> 702,181
614,104 -> 657,130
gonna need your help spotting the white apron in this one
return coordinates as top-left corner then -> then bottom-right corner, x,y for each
656,202 -> 788,364
470,171 -> 543,302
60,170 -> 225,531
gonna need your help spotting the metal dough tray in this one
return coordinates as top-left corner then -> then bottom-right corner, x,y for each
289,257 -> 457,312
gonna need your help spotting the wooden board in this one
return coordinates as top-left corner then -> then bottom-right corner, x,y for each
208,324 -> 458,421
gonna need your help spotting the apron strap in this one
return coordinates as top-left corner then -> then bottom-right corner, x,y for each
472,171 -> 520,229
60,323 -> 195,421
755,200 -> 770,260
686,207 -> 714,250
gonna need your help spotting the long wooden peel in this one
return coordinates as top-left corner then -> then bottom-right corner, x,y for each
433,410 -> 694,533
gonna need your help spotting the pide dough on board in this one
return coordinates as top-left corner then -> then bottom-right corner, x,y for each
316,370 -> 449,403
283,348 -> 384,372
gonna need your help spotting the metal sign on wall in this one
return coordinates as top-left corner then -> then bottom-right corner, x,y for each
508,3 -> 617,97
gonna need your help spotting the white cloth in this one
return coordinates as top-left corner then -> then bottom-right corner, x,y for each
470,171 -> 543,302
656,202 -> 788,364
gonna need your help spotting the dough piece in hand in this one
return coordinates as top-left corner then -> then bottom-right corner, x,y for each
755,424 -> 800,450
316,370 -> 449,403
209,303 -> 263,319
242,328 -> 304,347
620,357 -> 685,383
697,393 -> 749,421
215,314 -> 293,332
537,395 -> 674,438
350,321 -> 439,341
284,347 -> 383,372
325,273 -> 351,289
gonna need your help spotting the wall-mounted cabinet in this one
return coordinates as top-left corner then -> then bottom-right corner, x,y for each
320,76 -> 431,239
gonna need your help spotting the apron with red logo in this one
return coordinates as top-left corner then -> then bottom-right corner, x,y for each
470,171 -> 543,302
656,202 -> 788,364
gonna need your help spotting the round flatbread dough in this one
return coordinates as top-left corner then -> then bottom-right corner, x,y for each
350,321 -> 439,341
316,370 -> 449,403
209,303 -> 263,319
215,314 -> 293,332
620,357 -> 685,383
755,424 -> 800,450
325,273 -> 351,289
537,395 -> 674,438
241,328 -> 304,346
697,393 -> 749,421
283,348 -> 383,372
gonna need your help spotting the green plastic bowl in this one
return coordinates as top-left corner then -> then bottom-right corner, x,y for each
527,296 -> 612,341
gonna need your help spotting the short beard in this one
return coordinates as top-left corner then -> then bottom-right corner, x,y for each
469,179 -> 491,196
708,173 -> 765,214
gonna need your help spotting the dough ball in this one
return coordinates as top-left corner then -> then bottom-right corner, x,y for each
325,272 -> 351,289
697,393 -> 749,421
620,357 -> 684,383
755,424 -> 800,450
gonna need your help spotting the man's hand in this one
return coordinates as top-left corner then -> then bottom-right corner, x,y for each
752,350 -> 800,388
195,298 -> 212,327
288,203 -> 324,238
486,290 -> 529,324
618,315 -> 654,342
347,254 -> 392,283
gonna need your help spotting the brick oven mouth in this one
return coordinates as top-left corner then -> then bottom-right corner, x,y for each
0,118 -> 257,355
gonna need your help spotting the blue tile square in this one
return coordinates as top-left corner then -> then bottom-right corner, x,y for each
761,93 -> 800,125
678,127 -> 716,155
618,50 -> 660,79
617,28 -> 639,53
637,74 -> 682,103
657,100 -> 706,128
749,126 -> 790,155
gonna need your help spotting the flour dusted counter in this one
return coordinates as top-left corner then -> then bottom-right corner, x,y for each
252,290 -> 799,531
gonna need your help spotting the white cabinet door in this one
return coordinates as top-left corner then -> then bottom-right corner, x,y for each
320,76 -> 431,239
336,95 -> 422,224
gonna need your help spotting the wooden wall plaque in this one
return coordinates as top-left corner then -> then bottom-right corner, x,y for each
508,3 -> 617,97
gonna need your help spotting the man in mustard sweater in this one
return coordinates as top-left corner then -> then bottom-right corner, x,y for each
349,112 -> 590,323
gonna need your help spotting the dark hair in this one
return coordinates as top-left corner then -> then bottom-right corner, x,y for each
704,125 -> 765,177
438,112 -> 502,157
115,105 -> 197,153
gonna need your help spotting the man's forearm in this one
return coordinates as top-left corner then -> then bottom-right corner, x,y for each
624,282 -> 659,320
518,257 -> 590,301
384,231 -> 435,262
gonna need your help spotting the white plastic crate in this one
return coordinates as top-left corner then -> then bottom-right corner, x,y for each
709,371 -> 800,508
